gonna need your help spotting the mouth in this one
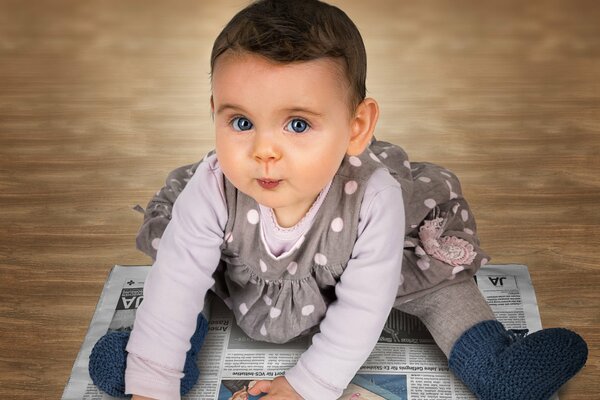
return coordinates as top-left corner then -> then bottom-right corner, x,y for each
257,178 -> 281,190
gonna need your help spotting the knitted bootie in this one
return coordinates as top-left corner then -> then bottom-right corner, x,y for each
89,313 -> 209,398
449,320 -> 588,400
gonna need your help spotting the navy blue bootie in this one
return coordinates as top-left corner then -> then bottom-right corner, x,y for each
449,320 -> 588,400
89,314 -> 208,398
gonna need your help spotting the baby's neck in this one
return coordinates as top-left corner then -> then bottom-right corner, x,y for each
258,181 -> 332,258
260,181 -> 332,229
272,205 -> 312,228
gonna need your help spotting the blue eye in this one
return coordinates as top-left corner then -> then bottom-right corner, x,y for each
232,117 -> 253,131
286,119 -> 310,134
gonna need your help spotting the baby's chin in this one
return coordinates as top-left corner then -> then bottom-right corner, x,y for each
253,195 -> 287,210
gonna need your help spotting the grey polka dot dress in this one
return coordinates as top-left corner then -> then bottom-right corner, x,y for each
136,139 -> 489,342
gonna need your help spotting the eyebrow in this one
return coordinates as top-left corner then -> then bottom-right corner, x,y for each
216,103 -> 323,118
216,103 -> 245,115
284,107 -> 323,118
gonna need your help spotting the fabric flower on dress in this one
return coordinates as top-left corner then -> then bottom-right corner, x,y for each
418,217 -> 477,267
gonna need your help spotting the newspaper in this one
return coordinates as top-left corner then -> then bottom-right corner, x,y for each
62,264 -> 556,400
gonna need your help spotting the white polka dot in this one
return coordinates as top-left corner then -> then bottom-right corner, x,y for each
314,253 -> 328,265
349,156 -> 362,167
331,217 -> 344,232
263,295 -> 272,306
404,160 -> 411,169
247,209 -> 259,224
259,259 -> 268,272
381,151 -> 388,159
411,224 -> 418,229
151,237 -> 161,250
450,191 -> 458,200
369,153 -> 380,162
424,199 -> 437,209
481,258 -> 489,267
270,307 -> 281,318
452,266 -> 465,275
452,203 -> 460,214
418,176 -> 431,183
461,209 -> 469,222
446,180 -> 453,190
239,303 -> 249,315
398,274 -> 405,285
415,246 -> 426,256
404,240 -> 413,247
155,190 -> 161,196
464,228 -> 474,235
441,171 -> 452,178
302,305 -> 315,316
225,232 -> 233,243
260,324 -> 267,336
287,261 -> 298,275
344,180 -> 358,195
417,258 -> 430,270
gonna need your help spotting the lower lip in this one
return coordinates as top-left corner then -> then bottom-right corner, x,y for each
257,179 -> 281,189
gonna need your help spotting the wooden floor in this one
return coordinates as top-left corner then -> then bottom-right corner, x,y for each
1,0 -> 598,398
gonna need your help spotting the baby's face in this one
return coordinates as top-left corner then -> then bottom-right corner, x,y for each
212,52 -> 356,227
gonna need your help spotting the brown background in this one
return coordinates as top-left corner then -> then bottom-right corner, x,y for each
0,0 -> 598,398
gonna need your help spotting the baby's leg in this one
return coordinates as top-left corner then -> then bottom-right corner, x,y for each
395,278 -> 494,356
396,279 -> 588,400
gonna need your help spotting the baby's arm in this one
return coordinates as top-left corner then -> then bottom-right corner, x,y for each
286,170 -> 405,400
125,157 -> 228,399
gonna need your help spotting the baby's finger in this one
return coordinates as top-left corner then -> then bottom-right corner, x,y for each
247,380 -> 271,395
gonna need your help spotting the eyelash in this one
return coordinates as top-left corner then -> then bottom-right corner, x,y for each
227,116 -> 252,132
227,115 -> 312,133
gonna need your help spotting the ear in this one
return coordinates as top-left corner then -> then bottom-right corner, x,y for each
210,95 -> 215,120
346,98 -> 379,156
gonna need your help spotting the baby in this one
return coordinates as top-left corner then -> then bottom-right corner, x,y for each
89,0 -> 588,399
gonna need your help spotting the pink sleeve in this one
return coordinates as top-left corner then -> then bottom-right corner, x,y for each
125,156 -> 228,398
285,169 -> 405,400
125,355 -> 183,400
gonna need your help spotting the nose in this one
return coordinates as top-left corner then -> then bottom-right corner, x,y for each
252,130 -> 281,164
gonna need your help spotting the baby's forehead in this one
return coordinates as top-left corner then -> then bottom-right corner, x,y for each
212,51 -> 352,103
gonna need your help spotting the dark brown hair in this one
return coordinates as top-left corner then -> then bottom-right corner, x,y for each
210,0 -> 367,111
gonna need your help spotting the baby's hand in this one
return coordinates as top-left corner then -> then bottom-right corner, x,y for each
247,376 -> 302,399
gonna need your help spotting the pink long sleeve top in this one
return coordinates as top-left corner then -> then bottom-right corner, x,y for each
125,154 -> 405,399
